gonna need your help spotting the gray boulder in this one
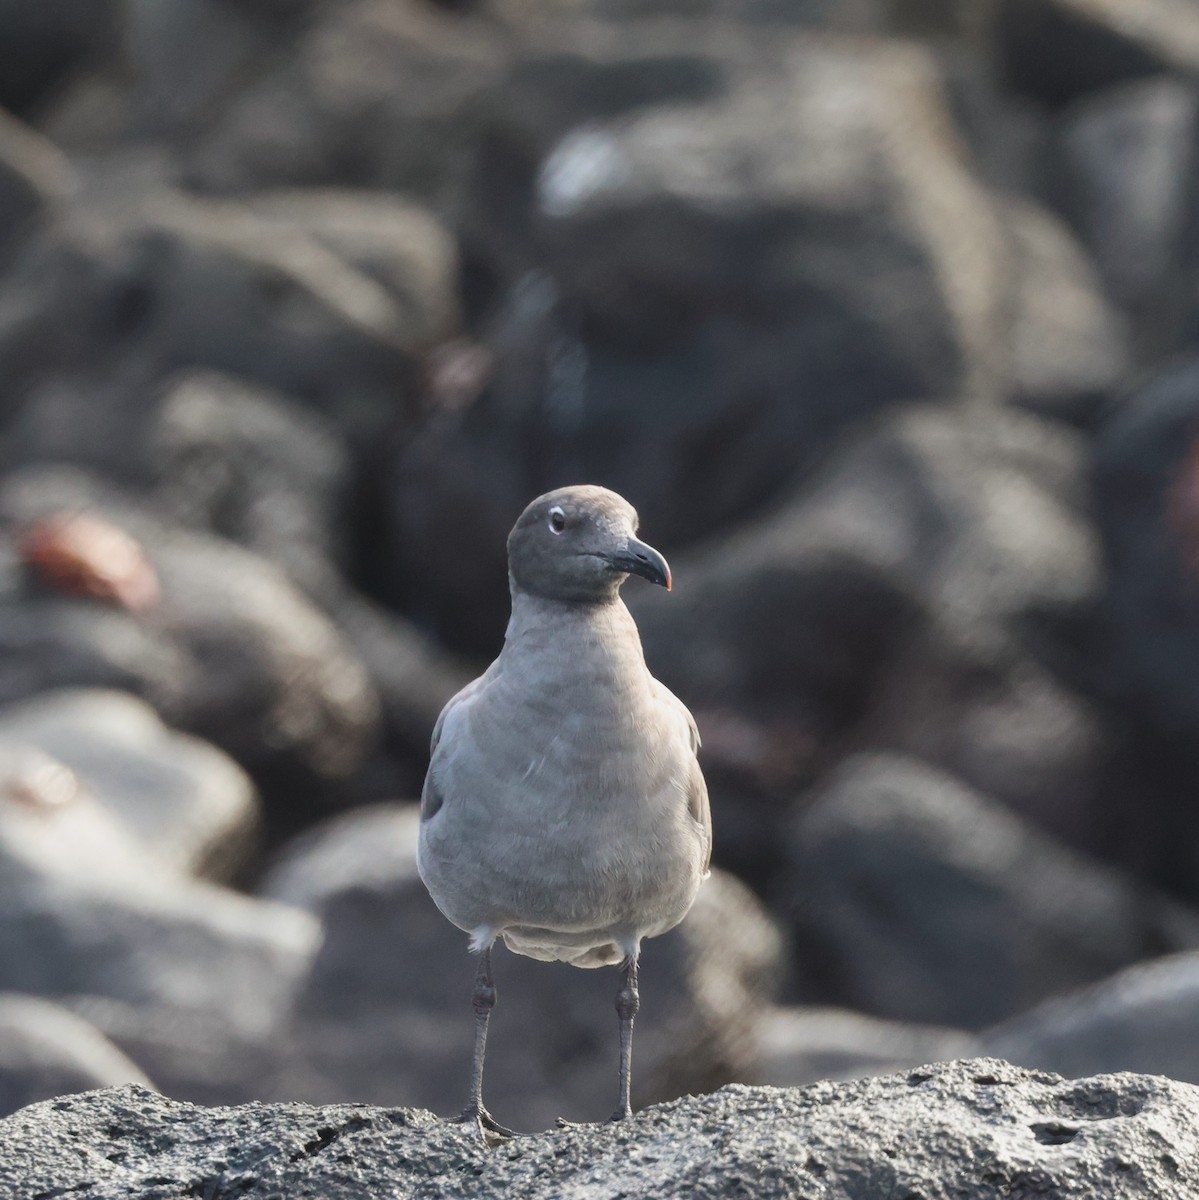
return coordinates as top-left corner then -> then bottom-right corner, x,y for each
261,804 -> 783,1130
751,1005 -> 979,1087
782,753 -> 1199,1028
0,748 -> 320,1047
2,1060 -> 1197,1198
124,0 -> 315,135
634,404 -> 1099,716
984,951 -> 1199,1086
856,622 -> 1116,853
0,993 -> 151,1119
0,688 -> 257,880
5,369 -> 354,587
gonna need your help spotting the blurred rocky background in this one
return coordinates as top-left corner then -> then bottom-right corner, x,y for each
3,0 -> 1199,1134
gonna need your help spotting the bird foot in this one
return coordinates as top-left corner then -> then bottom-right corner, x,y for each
454,1103 -> 518,1143
554,1107 -> 633,1131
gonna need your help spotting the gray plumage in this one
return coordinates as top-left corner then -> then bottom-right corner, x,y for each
417,484 -> 711,1134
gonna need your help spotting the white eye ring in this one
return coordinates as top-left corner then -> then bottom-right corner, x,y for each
548,506 -> 566,534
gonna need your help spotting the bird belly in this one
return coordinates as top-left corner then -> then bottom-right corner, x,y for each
418,665 -> 708,963
418,765 -> 705,963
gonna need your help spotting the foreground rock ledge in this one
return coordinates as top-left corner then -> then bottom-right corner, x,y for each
1,1059 -> 1196,1199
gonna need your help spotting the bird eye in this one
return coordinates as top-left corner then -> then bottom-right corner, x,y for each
548,506 -> 566,534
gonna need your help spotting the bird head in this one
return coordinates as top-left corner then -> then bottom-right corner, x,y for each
507,485 -> 672,604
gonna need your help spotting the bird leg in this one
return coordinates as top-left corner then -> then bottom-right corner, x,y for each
612,953 -> 640,1122
554,952 -> 643,1131
454,946 -> 516,1141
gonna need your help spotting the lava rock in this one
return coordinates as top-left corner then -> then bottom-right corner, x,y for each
0,109 -> 75,263
2,371 -> 462,784
186,0 -> 516,196
2,1060 -> 1198,1198
1093,358 -> 1199,744
0,687 -> 258,880
140,369 -> 352,591
0,182 -> 458,438
2,368 -> 356,590
855,622 -> 1117,853
984,951 -> 1199,1086
124,0 -> 315,135
782,752 -> 1199,1029
0,466 -> 380,792
0,748 -> 321,1046
997,0 -> 1199,108
0,993 -> 151,1119
0,0 -> 120,115
260,803 -> 783,1130
327,593 -> 471,782
635,405 -> 1099,715
1051,78 -> 1199,345
751,1005 -> 978,1088
384,35 -> 1012,652
626,405 -> 1101,870
998,193 -> 1128,425
51,995 -> 289,1110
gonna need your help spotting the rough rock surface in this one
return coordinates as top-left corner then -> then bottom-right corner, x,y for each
2,1060 -> 1197,1199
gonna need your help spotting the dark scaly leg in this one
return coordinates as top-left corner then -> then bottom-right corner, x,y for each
454,945 -> 516,1140
611,953 -> 640,1121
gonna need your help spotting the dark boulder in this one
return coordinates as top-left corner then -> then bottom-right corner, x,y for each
1050,78 -> 1199,352
627,405 -> 1102,871
997,0 -> 1199,108
782,752 -> 1199,1028
380,33 -> 1012,653
0,184 -> 458,440
0,0 -> 120,115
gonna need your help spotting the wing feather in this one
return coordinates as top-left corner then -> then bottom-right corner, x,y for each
652,678 -> 712,872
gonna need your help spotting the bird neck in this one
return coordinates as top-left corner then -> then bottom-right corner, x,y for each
503,586 -> 647,671
504,585 -> 627,640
